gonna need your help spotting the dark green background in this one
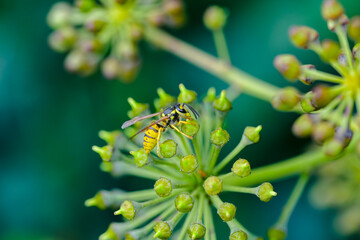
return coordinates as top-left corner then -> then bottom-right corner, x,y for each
1,0 -> 359,239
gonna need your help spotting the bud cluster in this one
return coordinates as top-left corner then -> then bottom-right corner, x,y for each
47,0 -> 186,83
273,0 -> 360,156
87,84 -> 274,239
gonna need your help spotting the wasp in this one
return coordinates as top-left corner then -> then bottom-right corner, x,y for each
121,103 -> 199,158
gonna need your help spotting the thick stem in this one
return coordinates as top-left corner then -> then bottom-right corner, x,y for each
144,26 -> 280,102
213,29 -> 231,63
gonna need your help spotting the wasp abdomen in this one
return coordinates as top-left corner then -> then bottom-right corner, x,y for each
143,124 -> 161,154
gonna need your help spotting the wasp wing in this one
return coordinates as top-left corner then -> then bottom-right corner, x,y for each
129,115 -> 170,140
184,103 -> 200,119
121,112 -> 162,129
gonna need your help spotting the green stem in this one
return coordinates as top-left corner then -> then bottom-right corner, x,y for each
144,26 -> 280,102
213,29 -> 231,63
196,193 -> 206,222
335,24 -> 355,72
141,188 -> 186,208
208,145 -> 222,173
302,68 -> 344,83
204,202 -> 216,240
222,185 -> 257,195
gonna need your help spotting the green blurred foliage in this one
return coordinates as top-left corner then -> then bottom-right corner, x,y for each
1,0 -> 360,239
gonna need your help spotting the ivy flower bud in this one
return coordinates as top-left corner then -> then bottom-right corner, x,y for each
203,176 -> 223,195
274,54 -> 301,81
154,88 -> 176,111
271,87 -> 300,111
154,221 -> 172,239
311,85 -> 334,108
299,64 -> 316,85
257,182 -> 277,202
163,0 -> 183,15
160,139 -> 177,158
321,39 -> 340,61
101,57 -> 121,80
175,193 -> 194,213
292,114 -> 313,137
232,159 -> 251,178
210,128 -> 230,147
178,84 -> 197,104
130,148 -> 149,167
323,138 -> 344,156
181,119 -> 200,137
188,223 -> 206,240
47,2 -> 72,29
353,43 -> 360,61
267,228 -> 286,240
48,27 -> 77,53
127,98 -> 149,118
180,155 -> 199,174
243,125 -> 262,144
64,50 -> 98,75
348,16 -> 360,42
92,145 -> 113,161
230,231 -> 248,240
213,90 -> 232,112
75,0 -> 96,12
99,130 -> 120,146
203,6 -> 227,30
300,92 -> 317,112
154,177 -> 172,197
312,121 -> 335,144
218,202 -> 236,222
321,0 -> 344,21
289,26 -> 319,49
85,18 -> 105,33
100,223 -> 127,240
204,87 -> 217,103
114,200 -> 138,220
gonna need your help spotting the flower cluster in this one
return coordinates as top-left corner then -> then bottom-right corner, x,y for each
86,84 -> 276,239
272,0 -> 360,156
47,0 -> 185,83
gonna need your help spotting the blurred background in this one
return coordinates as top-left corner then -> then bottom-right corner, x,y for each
1,0 -> 360,239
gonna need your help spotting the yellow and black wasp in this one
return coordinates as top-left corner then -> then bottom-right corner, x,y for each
121,103 -> 199,158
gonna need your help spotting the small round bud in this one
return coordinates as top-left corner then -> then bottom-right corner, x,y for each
127,97 -> 148,118
213,90 -> 232,112
99,223 -> 127,240
321,0 -> 344,20
188,223 -> 206,240
175,193 -> 194,213
180,154 -> 199,174
178,84 -> 197,104
271,87 -> 300,111
85,192 -> 107,210
160,139 -> 177,158
130,148 -> 149,167
154,177 -> 172,197
349,16 -> 360,42
99,130 -> 120,146
311,85 -> 334,108
203,6 -> 227,30
181,119 -> 200,137
75,0 -> 96,12
154,221 -> 172,239
101,57 -> 121,80
47,2 -> 72,29
204,87 -> 217,102
353,43 -> 360,61
232,159 -> 251,178
218,202 -> 236,222
163,0 -> 183,15
92,145 -> 113,161
114,200 -> 136,220
274,54 -> 301,81
298,64 -> 316,85
243,125 -> 262,144
321,39 -> 340,61
292,114 -> 313,138
230,231 -> 248,240
210,128 -> 230,147
257,182 -> 277,202
85,19 -> 105,33
115,42 -> 139,61
289,26 -> 319,49
117,59 -> 141,84
312,121 -> 335,144
323,138 -> 344,156
64,50 -> 98,76
48,27 -> 77,53
300,92 -> 317,113
203,176 -> 223,195
154,88 -> 176,111
80,38 -> 103,53
267,228 -> 286,240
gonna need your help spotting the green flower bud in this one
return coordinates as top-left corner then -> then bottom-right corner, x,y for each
75,0 -> 96,12
204,87 -> 217,102
323,138 -> 344,156
154,177 -> 172,197
349,16 -> 360,42
188,223 -> 206,240
210,128 -> 230,147
154,221 -> 172,239
48,27 -> 77,53
353,43 -> 360,61
230,231 -> 248,240
321,39 -> 340,61
274,54 -> 301,81
114,200 -> 138,220
312,121 -> 335,144
115,42 -> 139,61
289,26 -> 319,49
85,19 -> 105,33
80,38 -> 103,53
180,154 -> 199,174
64,50 -> 98,76
130,148 -> 149,167
203,6 -> 227,30
311,85 -> 334,108
163,0 -> 183,15
85,191 -> 107,210
175,193 -> 194,213
257,182 -> 277,202
100,223 -> 128,240
321,0 -> 344,20
178,84 -> 197,104
47,2 -> 72,29
218,202 -> 236,222
148,9 -> 166,27
154,88 -> 176,111
117,59 -> 141,84
160,139 -> 178,158
213,90 -> 232,112
292,114 -> 313,138
92,145 -> 113,161
127,97 -> 149,118
129,23 -> 144,42
243,125 -> 262,144
181,119 -> 200,137
267,228 -> 286,240
271,87 -> 300,111
85,189 -> 126,210
232,159 -> 251,178
300,92 -> 317,112
99,130 -> 120,146
298,65 -> 316,85
125,232 -> 137,240
101,57 -> 121,80
203,176 -> 223,195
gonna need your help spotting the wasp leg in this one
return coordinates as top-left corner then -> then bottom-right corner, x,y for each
156,128 -> 163,159
178,120 -> 196,126
171,124 -> 193,140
